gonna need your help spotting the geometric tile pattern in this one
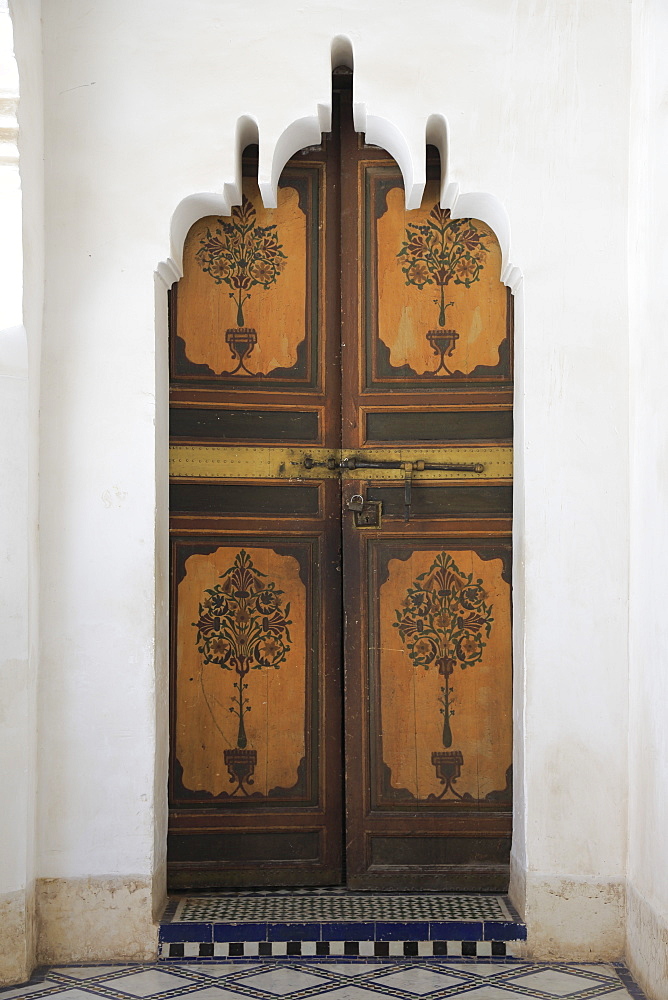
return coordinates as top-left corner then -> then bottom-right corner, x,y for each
160,940 -> 518,959
159,893 -> 526,964
4,961 -> 648,1000
173,893 -> 512,923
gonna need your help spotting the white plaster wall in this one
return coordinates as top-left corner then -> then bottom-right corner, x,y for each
628,1 -> 668,996
0,0 -> 27,895
32,0 -> 631,960
0,0 -> 41,984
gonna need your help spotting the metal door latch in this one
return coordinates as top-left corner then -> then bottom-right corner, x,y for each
346,494 -> 382,529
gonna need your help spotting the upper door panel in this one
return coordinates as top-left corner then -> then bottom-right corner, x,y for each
172,170 -> 324,390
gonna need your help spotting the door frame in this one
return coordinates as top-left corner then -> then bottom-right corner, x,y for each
156,64 -> 525,901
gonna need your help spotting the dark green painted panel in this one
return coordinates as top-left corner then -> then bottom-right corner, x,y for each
366,410 -> 512,443
170,483 -> 320,516
366,485 -> 512,518
168,831 -> 319,863
370,836 -> 511,867
170,408 -> 319,442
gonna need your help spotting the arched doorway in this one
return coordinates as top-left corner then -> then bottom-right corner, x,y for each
167,73 -> 513,891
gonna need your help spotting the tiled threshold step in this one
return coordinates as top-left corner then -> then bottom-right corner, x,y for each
160,890 -> 527,960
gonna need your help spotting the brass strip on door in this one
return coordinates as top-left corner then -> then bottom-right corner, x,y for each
170,445 -> 513,480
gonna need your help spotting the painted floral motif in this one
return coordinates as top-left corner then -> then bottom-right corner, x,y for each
196,195 -> 287,326
195,195 -> 287,374
194,550 -> 292,795
397,205 -> 491,374
393,552 -> 494,755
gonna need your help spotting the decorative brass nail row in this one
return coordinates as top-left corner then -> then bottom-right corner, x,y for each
170,445 -> 513,481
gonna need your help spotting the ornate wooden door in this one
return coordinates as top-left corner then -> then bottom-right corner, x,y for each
168,82 -> 513,890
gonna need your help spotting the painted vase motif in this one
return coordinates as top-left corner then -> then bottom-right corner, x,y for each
397,205 -> 490,376
393,552 -> 494,799
196,194 -> 287,375
193,549 -> 293,796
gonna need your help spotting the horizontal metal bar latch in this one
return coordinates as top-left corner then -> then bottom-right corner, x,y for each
303,454 -> 484,521
339,456 -> 484,474
169,445 -> 512,481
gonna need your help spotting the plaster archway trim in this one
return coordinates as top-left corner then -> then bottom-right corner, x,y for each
160,64 -> 521,296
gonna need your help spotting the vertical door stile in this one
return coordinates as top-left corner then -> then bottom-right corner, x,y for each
338,78 -> 514,890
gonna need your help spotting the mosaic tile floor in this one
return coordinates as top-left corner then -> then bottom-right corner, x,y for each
172,893 -> 512,923
1,961 -> 647,1000
160,893 -> 525,960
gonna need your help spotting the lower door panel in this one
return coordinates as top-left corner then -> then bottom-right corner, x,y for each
168,479 -> 343,888
343,479 -> 512,890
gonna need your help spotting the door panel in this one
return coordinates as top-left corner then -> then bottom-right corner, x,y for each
342,490 -> 512,890
173,541 -> 313,803
169,506 -> 342,888
172,169 -> 324,388
168,139 -> 343,889
339,91 -> 513,889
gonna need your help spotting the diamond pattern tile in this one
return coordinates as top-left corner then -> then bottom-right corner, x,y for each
56,968 -> 134,980
457,964 -> 531,978
507,969 -> 614,996
375,967 -> 469,994
313,964 -> 370,976
4,961 -> 644,1000
236,967 -> 330,994
182,965 -> 248,978
111,970 -> 198,996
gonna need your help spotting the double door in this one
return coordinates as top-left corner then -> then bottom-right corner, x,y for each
168,86 -> 513,891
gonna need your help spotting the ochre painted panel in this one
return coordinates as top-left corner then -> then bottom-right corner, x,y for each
177,177 -> 310,378
371,174 -> 508,380
175,545 -> 308,800
375,546 -> 511,803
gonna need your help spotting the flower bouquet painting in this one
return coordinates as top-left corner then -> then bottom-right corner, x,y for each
193,550 -> 293,796
196,195 -> 287,375
397,206 -> 490,375
393,552 -> 494,799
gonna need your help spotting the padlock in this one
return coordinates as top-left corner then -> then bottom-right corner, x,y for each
347,494 -> 365,512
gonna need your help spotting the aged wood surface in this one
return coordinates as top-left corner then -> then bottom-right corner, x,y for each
168,75 -> 513,890
174,545 -> 307,800
339,79 -> 513,890
376,179 -> 507,378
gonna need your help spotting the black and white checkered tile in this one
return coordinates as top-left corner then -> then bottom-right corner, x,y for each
174,891 -> 511,923
160,938 -> 517,958
160,891 -> 526,963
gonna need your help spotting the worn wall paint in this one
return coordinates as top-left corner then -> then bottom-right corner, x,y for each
36,877 -> 157,964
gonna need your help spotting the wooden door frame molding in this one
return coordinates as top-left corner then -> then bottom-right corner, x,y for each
155,52 -> 525,900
